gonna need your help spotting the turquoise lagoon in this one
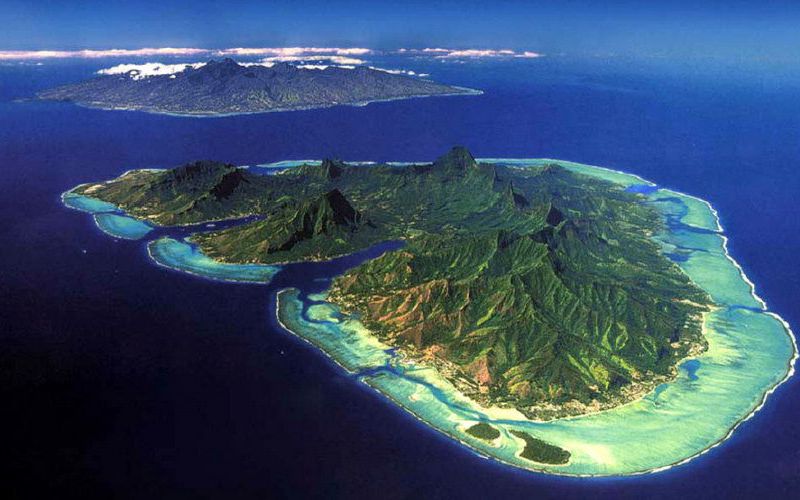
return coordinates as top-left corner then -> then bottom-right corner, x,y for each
62,191 -> 154,240
94,213 -> 154,240
65,160 -> 796,476
147,237 -> 280,284
62,191 -> 120,213
63,191 -> 276,283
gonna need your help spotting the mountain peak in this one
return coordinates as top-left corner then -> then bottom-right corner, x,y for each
320,189 -> 360,226
206,57 -> 240,66
294,189 -> 362,238
166,160 -> 234,183
320,158 -> 345,179
197,58 -> 246,78
433,146 -> 478,171
269,61 -> 296,72
504,180 -> 529,209
546,204 -> 565,226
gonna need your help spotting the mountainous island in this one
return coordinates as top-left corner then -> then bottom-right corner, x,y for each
68,147 -> 713,423
36,58 -> 479,115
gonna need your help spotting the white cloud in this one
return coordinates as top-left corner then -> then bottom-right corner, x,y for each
296,64 -> 331,70
94,60 -> 366,79
368,66 -> 429,77
0,45 -> 541,62
325,55 -> 366,65
216,47 -> 371,57
239,61 -> 275,68
335,48 -> 372,55
97,62 -> 206,80
261,55 -> 366,65
290,64 -> 360,71
0,47 -> 209,60
0,46 -> 372,61
399,48 -> 543,59
440,49 -> 515,58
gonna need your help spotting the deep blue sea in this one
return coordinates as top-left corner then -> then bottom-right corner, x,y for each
1,56 -> 799,499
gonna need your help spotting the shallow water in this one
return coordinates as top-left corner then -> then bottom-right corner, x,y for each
94,213 -> 153,240
147,237 -> 280,284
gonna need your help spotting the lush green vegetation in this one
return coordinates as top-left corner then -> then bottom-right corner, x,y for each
509,430 -> 571,465
74,147 -> 712,418
466,423 -> 501,441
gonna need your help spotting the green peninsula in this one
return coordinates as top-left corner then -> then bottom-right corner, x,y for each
71,147 -> 712,420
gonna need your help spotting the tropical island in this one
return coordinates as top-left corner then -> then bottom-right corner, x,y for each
36,58 -> 479,116
68,147 -> 711,418
63,148 -> 795,475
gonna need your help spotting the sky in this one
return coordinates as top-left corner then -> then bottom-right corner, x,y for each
2,0 -> 800,63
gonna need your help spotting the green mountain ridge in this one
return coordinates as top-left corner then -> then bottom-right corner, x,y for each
72,147 -> 712,418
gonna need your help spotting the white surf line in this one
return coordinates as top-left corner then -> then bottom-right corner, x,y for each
640,310 -> 798,477
531,157 -> 657,187
674,191 -> 724,233
718,234 -> 768,310
664,200 -> 799,475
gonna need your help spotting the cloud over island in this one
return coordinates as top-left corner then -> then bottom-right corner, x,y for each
215,47 -> 372,57
398,48 -> 542,59
0,46 -> 542,61
2,45 -> 540,80
91,60 -> 430,80
0,47 -> 375,61
0,47 -> 209,60
97,62 -> 207,80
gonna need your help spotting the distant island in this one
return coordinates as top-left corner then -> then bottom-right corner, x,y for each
63,147 -> 796,475
36,58 -> 480,116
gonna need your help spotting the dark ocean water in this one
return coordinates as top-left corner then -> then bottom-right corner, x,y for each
1,57 -> 799,499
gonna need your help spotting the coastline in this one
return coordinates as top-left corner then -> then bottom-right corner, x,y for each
63,158 -> 797,477
62,189 -> 155,240
146,237 -> 279,285
273,289 -> 795,477
40,87 -> 483,118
